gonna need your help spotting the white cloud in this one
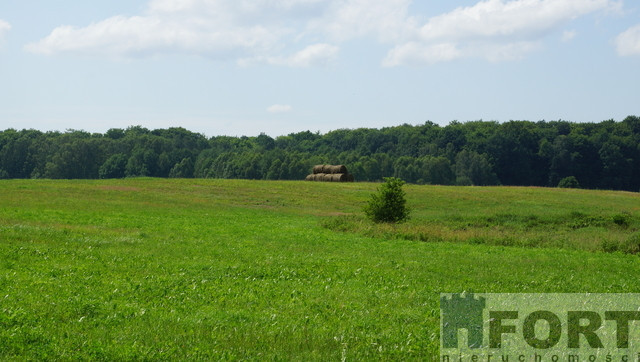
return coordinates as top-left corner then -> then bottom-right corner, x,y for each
615,24 -> 640,56
0,20 -> 10,43
25,0 -> 319,60
25,0 -> 619,66
308,0 -> 414,42
25,12 -> 282,59
238,43 -> 338,67
383,40 -> 540,66
267,104 -> 293,113
266,43 -> 339,67
419,0 -> 611,41
386,0 -> 616,65
285,43 -> 338,67
25,0 -> 344,65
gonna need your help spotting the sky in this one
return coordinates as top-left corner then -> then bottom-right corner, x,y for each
1,0 -> 639,137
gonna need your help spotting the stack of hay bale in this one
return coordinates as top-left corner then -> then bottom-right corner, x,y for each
305,165 -> 354,182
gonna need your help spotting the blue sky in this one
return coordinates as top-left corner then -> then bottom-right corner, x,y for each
1,0 -> 639,137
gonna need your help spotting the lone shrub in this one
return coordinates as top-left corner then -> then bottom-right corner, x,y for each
364,177 -> 410,223
558,176 -> 580,188
612,213 -> 631,228
623,233 -> 640,254
600,239 -> 620,253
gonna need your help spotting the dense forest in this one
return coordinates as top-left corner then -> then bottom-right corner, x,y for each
1,116 -> 639,191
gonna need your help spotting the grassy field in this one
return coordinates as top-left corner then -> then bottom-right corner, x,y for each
1,178 -> 640,360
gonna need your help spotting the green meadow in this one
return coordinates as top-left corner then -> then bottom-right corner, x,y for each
1,178 -> 640,360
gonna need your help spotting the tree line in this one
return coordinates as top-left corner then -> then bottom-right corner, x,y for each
1,116 -> 639,191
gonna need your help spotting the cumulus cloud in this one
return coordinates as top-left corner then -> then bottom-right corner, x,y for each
419,0 -> 610,41
615,24 -> 640,56
308,0 -> 414,42
247,43 -> 338,67
25,0 -> 619,66
25,0 -> 326,60
0,20 -> 10,43
385,0 -> 616,65
24,0 -> 349,65
267,104 -> 293,113
25,9 -> 283,58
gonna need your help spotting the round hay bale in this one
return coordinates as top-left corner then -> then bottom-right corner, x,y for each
305,174 -> 314,181
329,173 -> 346,182
321,164 -> 348,174
314,173 -> 325,181
333,165 -> 348,174
313,165 -> 324,174
322,174 -> 333,182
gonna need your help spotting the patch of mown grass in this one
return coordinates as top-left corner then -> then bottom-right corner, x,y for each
0,179 -> 639,360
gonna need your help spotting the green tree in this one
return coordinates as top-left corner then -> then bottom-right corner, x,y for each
1,117 -> 639,189
287,158 -> 308,180
99,153 -> 128,179
558,176 -> 580,188
417,156 -> 454,185
44,138 -> 101,179
156,152 -> 173,177
486,121 -> 540,185
125,149 -> 150,177
599,142 -> 631,190
169,158 -> 194,178
393,156 -> 418,183
255,132 -> 275,151
454,150 -> 499,186
266,159 -> 283,180
0,129 -> 42,178
364,177 -> 410,223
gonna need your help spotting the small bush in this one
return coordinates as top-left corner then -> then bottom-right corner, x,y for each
612,213 -> 631,228
600,239 -> 620,253
568,215 -> 608,229
364,177 -> 410,224
603,233 -> 640,254
558,176 -> 580,188
622,233 -> 640,254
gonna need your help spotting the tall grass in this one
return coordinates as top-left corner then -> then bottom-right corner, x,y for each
324,185 -> 640,253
